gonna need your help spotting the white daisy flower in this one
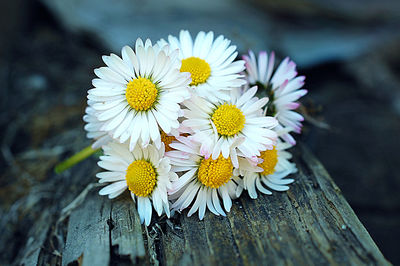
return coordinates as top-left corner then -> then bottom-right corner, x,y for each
160,129 -> 187,153
160,30 -> 246,101
167,136 -> 242,220
147,126 -> 190,152
97,142 -> 176,226
83,106 -> 112,149
237,139 -> 297,199
243,50 -> 307,145
87,39 -> 191,151
182,86 -> 278,167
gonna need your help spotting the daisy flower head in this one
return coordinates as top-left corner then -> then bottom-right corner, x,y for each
182,86 -> 278,167
160,128 -> 185,152
160,30 -> 246,102
157,122 -> 194,152
97,141 -> 176,226
160,130 -> 179,153
167,136 -> 242,220
237,138 -> 297,199
83,106 -> 112,149
87,39 -> 191,151
243,50 -> 307,145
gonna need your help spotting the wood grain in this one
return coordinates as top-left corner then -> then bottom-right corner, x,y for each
18,144 -> 391,265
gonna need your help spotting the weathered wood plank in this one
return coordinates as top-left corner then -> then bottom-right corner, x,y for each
63,190 -> 111,266
57,144 -> 390,265
14,159 -> 99,266
19,211 -> 53,266
180,213 -> 212,265
110,193 -> 146,263
227,201 -> 268,266
160,218 -> 186,265
153,144 -> 390,265
202,213 -> 241,265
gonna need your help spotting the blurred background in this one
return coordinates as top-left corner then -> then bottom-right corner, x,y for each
0,0 -> 399,264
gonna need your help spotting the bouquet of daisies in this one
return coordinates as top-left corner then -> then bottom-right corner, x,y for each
83,30 -> 307,226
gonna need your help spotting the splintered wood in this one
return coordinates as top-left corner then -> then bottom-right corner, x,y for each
24,145 -> 391,265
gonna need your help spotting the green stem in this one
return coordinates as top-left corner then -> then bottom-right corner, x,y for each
55,145 -> 100,174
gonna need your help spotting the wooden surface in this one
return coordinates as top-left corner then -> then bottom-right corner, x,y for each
18,144 -> 391,265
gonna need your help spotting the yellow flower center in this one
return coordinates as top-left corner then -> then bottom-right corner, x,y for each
197,155 -> 233,188
258,147 -> 278,176
160,131 -> 177,152
211,103 -> 245,137
125,77 -> 158,111
180,57 -> 211,86
126,160 -> 157,197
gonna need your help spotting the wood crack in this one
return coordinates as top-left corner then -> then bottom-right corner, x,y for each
18,144 -> 390,265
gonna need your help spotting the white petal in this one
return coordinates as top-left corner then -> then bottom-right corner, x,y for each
99,181 -> 127,195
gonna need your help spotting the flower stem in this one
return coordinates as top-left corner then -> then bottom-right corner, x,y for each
55,145 -> 100,174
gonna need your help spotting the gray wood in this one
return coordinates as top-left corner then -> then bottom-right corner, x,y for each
19,144 -> 390,265
110,194 -> 146,263
19,211 -> 53,266
62,190 -> 111,266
